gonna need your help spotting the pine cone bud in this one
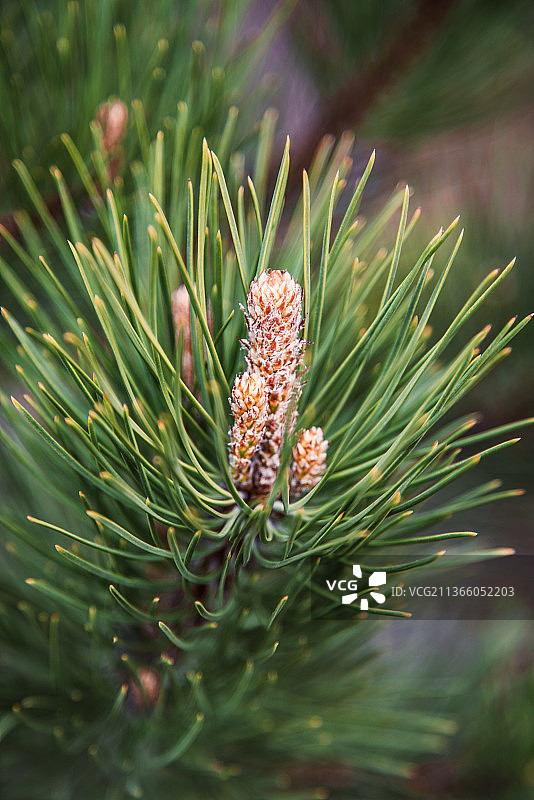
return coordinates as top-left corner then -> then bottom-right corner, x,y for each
290,427 -> 328,498
229,371 -> 268,489
96,100 -> 128,152
172,286 -> 194,389
127,666 -> 161,712
245,269 -> 303,403
243,270 -> 305,496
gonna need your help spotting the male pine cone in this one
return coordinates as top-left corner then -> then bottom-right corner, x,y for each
228,270 -> 328,500
229,371 -> 268,490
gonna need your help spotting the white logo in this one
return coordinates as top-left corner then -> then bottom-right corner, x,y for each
326,565 -> 387,610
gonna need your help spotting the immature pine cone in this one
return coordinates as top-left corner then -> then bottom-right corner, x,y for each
172,286 -> 194,390
229,371 -> 268,490
96,100 -> 128,152
127,666 -> 161,712
244,270 -> 304,496
290,426 -> 328,498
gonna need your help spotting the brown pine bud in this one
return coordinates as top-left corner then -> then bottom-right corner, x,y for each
96,100 -> 128,152
245,269 -> 303,405
127,666 -> 161,712
290,427 -> 328,498
229,372 -> 268,489
172,286 -> 194,389
244,270 -> 304,496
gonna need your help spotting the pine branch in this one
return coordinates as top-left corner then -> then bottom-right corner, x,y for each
0,15 -> 530,793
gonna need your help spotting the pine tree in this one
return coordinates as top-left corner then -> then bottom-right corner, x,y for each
0,2 -> 531,798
